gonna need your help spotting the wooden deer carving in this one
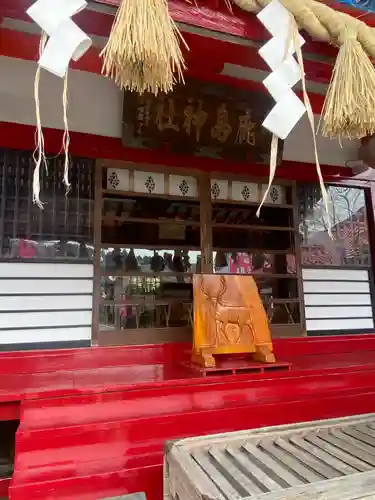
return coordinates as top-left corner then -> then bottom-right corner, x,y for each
193,274 -> 275,368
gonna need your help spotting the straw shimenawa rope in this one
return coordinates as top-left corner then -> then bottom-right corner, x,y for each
231,0 -> 375,139
231,0 -> 375,55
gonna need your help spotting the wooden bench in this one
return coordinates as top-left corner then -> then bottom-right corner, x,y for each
164,414 -> 375,500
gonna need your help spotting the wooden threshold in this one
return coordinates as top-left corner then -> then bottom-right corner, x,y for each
97,324 -> 304,346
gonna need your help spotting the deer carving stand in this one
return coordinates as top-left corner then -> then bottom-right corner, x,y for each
192,274 -> 275,368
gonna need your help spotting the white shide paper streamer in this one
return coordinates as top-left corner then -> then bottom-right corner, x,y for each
257,0 -> 306,140
26,0 -> 92,206
256,0 -> 306,217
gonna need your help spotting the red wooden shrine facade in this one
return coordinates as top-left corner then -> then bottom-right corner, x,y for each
0,1 -> 374,500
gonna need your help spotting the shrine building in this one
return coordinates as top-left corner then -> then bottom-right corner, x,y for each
0,0 -> 374,499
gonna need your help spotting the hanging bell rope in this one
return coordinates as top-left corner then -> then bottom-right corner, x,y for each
231,0 -> 375,140
100,0 -> 188,95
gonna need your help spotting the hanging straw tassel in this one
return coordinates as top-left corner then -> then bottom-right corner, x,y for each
32,31 -> 48,209
321,26 -> 375,140
62,71 -> 71,195
100,0 -> 188,95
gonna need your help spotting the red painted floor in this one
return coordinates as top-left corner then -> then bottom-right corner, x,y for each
0,337 -> 374,401
1,335 -> 375,499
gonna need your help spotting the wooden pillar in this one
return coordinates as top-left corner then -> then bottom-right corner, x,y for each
91,159 -> 102,345
199,174 -> 213,273
292,181 -> 306,335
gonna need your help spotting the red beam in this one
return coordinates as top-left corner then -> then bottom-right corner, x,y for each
182,31 -> 333,84
0,23 -> 333,85
1,0 -> 339,61
0,27 -> 103,74
0,121 -> 350,182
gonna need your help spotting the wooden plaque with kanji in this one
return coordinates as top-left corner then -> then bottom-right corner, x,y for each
122,78 -> 283,165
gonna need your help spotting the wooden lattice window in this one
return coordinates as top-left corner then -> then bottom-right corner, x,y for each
0,149 -> 95,260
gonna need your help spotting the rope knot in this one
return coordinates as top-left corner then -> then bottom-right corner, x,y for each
338,26 -> 358,45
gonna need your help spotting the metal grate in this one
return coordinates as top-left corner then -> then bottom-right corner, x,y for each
165,415 -> 375,499
0,149 -> 94,259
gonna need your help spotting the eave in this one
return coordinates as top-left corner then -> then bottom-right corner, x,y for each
0,0 -> 335,89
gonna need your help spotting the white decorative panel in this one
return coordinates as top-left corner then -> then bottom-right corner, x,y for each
169,175 -> 198,198
134,171 -> 165,195
0,262 -> 93,279
306,318 -> 374,331
0,279 -> 93,295
302,268 -> 368,282
304,294 -> 372,307
0,263 -> 93,347
303,281 -> 370,294
302,267 -> 374,333
0,295 -> 93,311
0,310 -> 92,329
231,182 -> 258,203
107,168 -> 129,191
260,184 -> 286,205
211,179 -> 228,200
305,306 -> 373,319
0,327 -> 92,345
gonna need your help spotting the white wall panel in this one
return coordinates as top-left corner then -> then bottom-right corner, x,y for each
0,327 -> 92,345
306,318 -> 374,331
0,262 -> 93,279
0,295 -> 93,311
0,310 -> 92,329
0,56 -> 122,138
305,306 -> 373,319
0,279 -> 93,295
302,267 -> 374,333
303,281 -> 370,294
304,294 -> 372,306
283,114 -> 359,167
0,262 -> 93,348
302,268 -> 369,282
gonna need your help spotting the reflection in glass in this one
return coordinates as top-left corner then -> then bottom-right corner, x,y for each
211,201 -> 293,226
298,185 -> 370,267
8,239 -> 93,260
103,196 -> 200,223
212,252 -> 296,275
255,275 -> 300,324
101,247 -> 201,274
100,274 -> 193,331
101,194 -> 200,247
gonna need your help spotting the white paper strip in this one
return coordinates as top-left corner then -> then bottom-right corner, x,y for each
27,0 -> 91,78
257,0 -> 304,43
257,0 -> 306,140
263,57 -> 301,102
259,35 -> 305,71
38,19 -> 91,77
27,0 -> 87,36
262,89 -> 306,140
